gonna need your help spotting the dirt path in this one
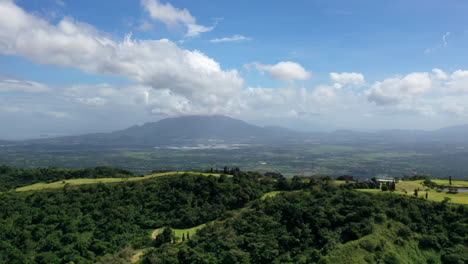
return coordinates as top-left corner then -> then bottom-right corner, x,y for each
130,248 -> 151,263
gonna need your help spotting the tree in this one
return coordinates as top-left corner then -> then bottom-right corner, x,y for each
182,233 -> 185,242
414,189 -> 418,197
381,184 -> 388,191
425,191 -> 428,200
154,228 -> 174,247
336,175 -> 354,182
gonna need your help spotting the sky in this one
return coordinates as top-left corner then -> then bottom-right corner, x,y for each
1,0 -> 468,139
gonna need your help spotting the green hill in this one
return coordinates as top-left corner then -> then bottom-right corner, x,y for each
0,168 -> 466,264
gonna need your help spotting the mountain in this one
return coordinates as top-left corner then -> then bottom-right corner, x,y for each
26,115 -> 303,147
432,124 -> 468,143
114,115 -> 267,141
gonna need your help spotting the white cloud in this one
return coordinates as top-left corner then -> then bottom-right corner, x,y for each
0,79 -> 49,93
329,72 -> 365,88
311,85 -> 336,103
0,1 -> 242,105
432,68 -> 448,80
137,21 -> 154,31
141,0 -> 194,26
141,0 -> 213,37
210,35 -> 252,43
446,70 -> 468,93
247,61 -> 312,81
186,24 -> 214,37
2,68 -> 468,138
367,72 -> 432,105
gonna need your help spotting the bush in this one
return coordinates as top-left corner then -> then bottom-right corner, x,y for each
418,235 -> 440,250
359,239 -> 377,251
396,226 -> 412,239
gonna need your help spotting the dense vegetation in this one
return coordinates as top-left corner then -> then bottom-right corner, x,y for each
0,166 -> 135,191
0,172 -> 274,263
143,185 -> 468,264
0,166 -> 467,264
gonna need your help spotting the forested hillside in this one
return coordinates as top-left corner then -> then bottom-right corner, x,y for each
143,186 -> 468,264
0,172 -> 274,263
0,168 -> 466,264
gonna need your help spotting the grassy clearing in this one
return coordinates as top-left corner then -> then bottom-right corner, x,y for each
173,224 -> 207,242
14,171 -> 223,192
331,180 -> 347,185
151,222 -> 209,242
261,191 -> 285,199
151,227 -> 165,240
357,179 -> 468,204
431,179 -> 468,187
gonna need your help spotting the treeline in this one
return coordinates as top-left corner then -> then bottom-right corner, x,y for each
143,186 -> 468,264
0,166 -> 135,190
0,172 -> 275,263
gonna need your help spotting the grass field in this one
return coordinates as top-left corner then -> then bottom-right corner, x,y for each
357,179 -> 468,204
14,171 -> 223,192
431,179 -> 468,187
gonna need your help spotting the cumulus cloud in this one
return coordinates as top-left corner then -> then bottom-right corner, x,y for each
367,72 -> 432,105
210,35 -> 252,43
247,61 -> 312,81
0,0 -> 242,105
432,68 -> 448,80
329,72 -> 365,88
141,0 -> 213,37
446,70 -> 468,93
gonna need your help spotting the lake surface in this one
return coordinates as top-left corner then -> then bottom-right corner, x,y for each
441,187 -> 468,193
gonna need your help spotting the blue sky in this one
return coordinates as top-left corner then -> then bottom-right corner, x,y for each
1,0 -> 468,138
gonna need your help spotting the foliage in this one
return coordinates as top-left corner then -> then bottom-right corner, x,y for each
0,172 -> 274,263
142,187 -> 468,264
401,175 -> 430,181
423,179 -> 438,189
